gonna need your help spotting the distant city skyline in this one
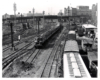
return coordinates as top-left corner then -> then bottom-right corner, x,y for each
1,0 -> 98,15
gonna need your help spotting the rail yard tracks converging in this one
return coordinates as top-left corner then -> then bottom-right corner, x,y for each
3,29 -> 50,69
3,26 -> 68,78
3,35 -> 36,52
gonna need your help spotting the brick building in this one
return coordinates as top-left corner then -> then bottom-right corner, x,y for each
72,8 -> 77,16
77,6 -> 91,16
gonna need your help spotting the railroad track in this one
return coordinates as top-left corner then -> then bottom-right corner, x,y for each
3,25 -> 63,77
54,30 -> 68,77
41,28 -> 66,77
2,33 -> 39,69
3,29 -> 46,52
2,42 -> 33,69
2,26 -> 61,70
3,26 -> 66,77
25,49 -> 41,63
31,27 -> 66,77
3,35 -> 36,52
50,28 -> 68,77
17,27 -> 62,64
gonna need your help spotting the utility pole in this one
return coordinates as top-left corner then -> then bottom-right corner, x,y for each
82,17 -> 83,24
60,10 -> 62,24
13,3 -> 17,27
21,13 -> 22,23
61,12 -> 62,25
33,8 -> 35,28
37,18 -> 40,37
10,2 -> 16,51
43,11 -> 45,29
10,22 -> 14,50
68,6 -> 70,28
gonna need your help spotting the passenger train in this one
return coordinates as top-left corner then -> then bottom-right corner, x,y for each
35,22 -> 63,48
63,30 -> 91,78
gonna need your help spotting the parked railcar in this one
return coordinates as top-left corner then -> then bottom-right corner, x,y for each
63,40 -> 91,78
77,25 -> 85,37
70,23 -> 77,31
67,30 -> 76,40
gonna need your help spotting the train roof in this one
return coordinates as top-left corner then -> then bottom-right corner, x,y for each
82,24 -> 97,29
68,31 -> 76,34
64,40 -> 79,52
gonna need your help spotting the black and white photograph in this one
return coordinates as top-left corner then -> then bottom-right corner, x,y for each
1,0 -> 98,78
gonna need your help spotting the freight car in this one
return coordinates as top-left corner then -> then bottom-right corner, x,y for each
35,23 -> 62,48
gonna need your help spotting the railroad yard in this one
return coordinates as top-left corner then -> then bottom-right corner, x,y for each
2,21 -> 98,78
2,2 -> 98,77
2,23 -> 68,77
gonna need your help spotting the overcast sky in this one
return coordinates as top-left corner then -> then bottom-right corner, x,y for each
1,0 -> 98,15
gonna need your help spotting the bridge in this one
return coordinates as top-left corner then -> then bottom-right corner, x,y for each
3,15 -> 91,24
